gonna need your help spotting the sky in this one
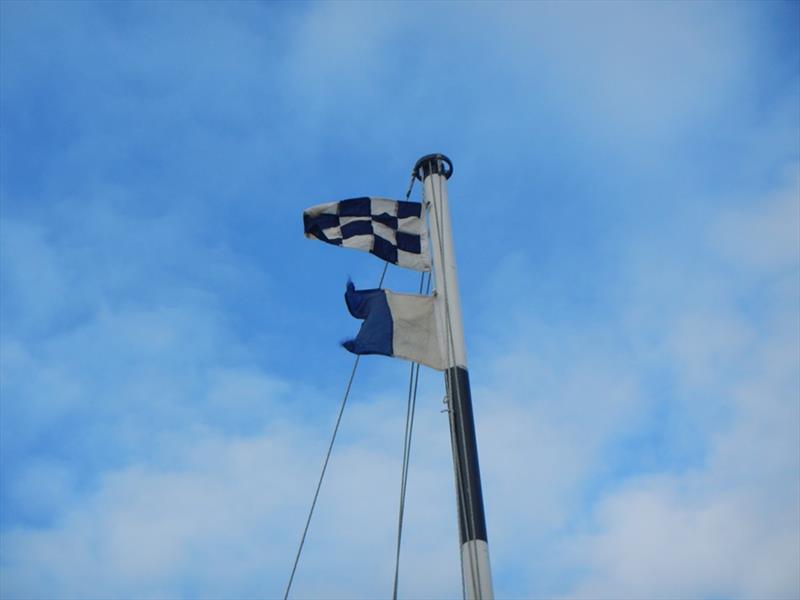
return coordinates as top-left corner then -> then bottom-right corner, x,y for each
1,1 -> 798,599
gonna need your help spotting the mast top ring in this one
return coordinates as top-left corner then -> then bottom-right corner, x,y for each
413,153 -> 453,181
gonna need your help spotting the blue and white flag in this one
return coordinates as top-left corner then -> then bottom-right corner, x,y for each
342,281 -> 445,371
303,197 -> 430,272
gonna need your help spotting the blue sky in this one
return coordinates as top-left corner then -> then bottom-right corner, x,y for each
1,1 -> 798,598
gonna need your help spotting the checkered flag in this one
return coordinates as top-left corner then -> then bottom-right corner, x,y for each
303,197 -> 430,271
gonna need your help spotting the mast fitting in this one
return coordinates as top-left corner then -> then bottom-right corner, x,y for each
413,153 -> 453,181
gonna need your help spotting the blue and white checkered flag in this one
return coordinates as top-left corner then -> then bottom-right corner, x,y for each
303,197 -> 430,271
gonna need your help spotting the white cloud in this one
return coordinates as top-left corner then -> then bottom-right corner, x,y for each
710,167 -> 800,272
1,3 -> 797,599
2,175 -> 796,599
556,169 -> 800,599
565,475 -> 798,600
0,391 -> 468,599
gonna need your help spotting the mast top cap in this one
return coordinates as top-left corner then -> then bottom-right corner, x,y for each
413,153 -> 453,181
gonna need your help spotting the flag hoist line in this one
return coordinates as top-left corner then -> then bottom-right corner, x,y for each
298,154 -> 494,600
414,154 -> 494,600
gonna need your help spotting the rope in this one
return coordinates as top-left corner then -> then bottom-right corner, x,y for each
444,371 -> 467,600
429,172 -> 483,598
424,181 -> 468,599
284,262 -> 389,600
392,271 -> 430,600
390,172 -> 423,598
440,173 -> 484,599
285,177 -> 419,599
425,177 -> 469,598
404,171 -> 416,200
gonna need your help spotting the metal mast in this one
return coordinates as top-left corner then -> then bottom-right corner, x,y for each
414,154 -> 494,600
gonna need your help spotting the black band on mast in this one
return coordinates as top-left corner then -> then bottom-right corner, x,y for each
447,366 -> 488,544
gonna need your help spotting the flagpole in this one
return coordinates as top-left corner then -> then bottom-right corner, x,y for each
414,154 -> 494,600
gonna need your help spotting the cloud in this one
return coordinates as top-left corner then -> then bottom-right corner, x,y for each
0,388 -> 469,599
1,2 -> 797,599
710,167 -> 800,272
557,169 -> 800,599
565,474 -> 798,600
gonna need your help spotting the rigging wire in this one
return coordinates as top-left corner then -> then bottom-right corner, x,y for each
391,168 -> 423,599
283,261 -> 389,600
442,173 -> 484,599
429,171 -> 484,598
286,174 -> 418,600
392,270 -> 431,600
404,170 -> 417,201
420,172 -> 471,598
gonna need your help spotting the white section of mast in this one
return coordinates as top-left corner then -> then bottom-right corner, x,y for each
461,540 -> 493,600
425,166 -> 467,369
420,154 -> 494,600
